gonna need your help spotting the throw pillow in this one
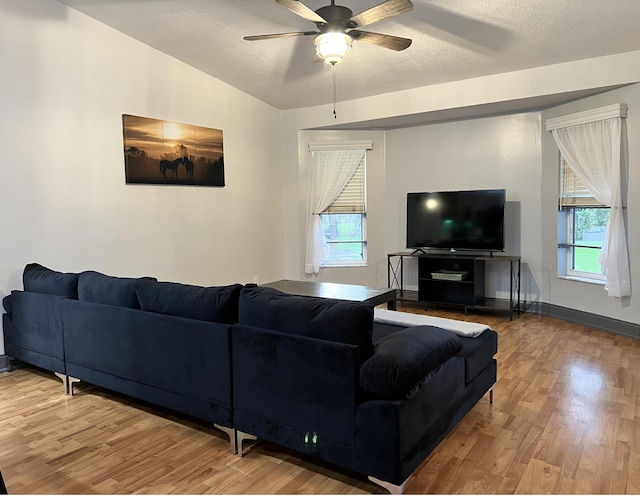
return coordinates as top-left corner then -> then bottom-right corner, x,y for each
136,281 -> 243,324
77,271 -> 156,309
359,325 -> 463,397
23,263 -> 79,298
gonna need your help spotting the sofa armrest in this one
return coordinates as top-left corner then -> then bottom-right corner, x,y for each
3,290 -> 66,360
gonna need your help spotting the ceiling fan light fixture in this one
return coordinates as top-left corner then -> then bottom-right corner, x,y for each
314,32 -> 353,64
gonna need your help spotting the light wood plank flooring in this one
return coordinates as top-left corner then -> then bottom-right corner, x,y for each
1,307 -> 640,494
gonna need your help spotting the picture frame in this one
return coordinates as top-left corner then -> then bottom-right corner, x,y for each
122,114 -> 224,186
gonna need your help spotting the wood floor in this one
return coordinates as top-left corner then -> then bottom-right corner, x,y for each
1,306 -> 640,494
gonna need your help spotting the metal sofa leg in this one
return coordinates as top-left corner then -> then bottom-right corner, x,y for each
54,372 -> 68,395
489,386 -> 495,404
67,376 -> 81,396
213,424 -> 237,454
236,430 -> 257,457
3,356 -> 14,373
368,475 -> 409,494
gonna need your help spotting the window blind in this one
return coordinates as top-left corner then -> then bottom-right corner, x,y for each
560,158 -> 604,208
324,158 -> 366,213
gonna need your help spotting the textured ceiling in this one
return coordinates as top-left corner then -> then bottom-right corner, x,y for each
56,0 -> 640,111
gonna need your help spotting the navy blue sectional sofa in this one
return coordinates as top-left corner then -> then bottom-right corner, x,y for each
3,263 -> 240,447
2,263 -> 497,493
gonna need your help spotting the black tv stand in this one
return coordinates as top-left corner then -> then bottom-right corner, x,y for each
411,248 -> 427,256
387,252 -> 522,320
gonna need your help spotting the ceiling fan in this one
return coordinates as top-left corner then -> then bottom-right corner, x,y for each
244,0 -> 413,65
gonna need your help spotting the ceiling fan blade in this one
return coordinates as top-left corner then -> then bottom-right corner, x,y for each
244,31 -> 318,41
350,0 -> 413,28
349,30 -> 412,51
275,0 -> 327,24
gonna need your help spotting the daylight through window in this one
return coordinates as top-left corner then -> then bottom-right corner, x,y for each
320,157 -> 367,266
558,157 -> 609,281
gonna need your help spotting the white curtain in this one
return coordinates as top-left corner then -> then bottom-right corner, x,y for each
304,149 -> 366,274
549,110 -> 630,297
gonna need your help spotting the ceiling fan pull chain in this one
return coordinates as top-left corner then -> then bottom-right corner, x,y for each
333,63 -> 337,119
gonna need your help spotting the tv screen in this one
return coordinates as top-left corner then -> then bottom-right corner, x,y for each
406,189 -> 505,251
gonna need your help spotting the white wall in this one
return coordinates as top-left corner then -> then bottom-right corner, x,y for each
281,50 -> 640,325
285,113 -> 544,301
384,113 -> 542,301
0,0 -> 285,354
541,83 -> 640,324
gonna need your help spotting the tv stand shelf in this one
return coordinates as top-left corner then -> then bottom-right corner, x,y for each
387,252 -> 522,320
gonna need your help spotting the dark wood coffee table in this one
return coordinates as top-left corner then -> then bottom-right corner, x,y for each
262,279 -> 397,310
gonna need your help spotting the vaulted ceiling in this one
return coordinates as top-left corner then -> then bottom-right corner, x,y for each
56,0 -> 640,112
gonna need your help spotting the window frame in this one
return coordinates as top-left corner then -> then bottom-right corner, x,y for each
319,212 -> 368,268
557,157 -> 607,284
319,155 -> 367,268
559,206 -> 607,283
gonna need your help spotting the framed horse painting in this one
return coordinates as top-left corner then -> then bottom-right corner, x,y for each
122,114 -> 224,187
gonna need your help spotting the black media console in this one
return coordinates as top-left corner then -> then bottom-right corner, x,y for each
387,252 -> 522,320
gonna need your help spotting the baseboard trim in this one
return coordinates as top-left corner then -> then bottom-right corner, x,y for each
540,302 -> 640,340
522,300 -> 542,314
0,355 -> 9,373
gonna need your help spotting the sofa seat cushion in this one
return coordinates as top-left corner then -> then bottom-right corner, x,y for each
136,281 -> 242,324
457,329 -> 498,383
23,263 -> 79,299
360,325 -> 463,397
238,286 -> 373,349
78,271 -> 156,309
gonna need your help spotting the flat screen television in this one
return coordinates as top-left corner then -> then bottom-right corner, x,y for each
406,189 -> 505,252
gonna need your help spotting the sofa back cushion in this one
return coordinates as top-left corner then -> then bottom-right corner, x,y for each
23,263 -> 79,299
3,293 -> 13,316
360,325 -> 463,397
238,286 -> 373,349
136,281 -> 242,324
77,271 -> 156,309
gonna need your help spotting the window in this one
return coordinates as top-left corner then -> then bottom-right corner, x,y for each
547,103 -> 630,297
320,157 -> 367,267
558,157 -> 609,282
305,142 -> 371,275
